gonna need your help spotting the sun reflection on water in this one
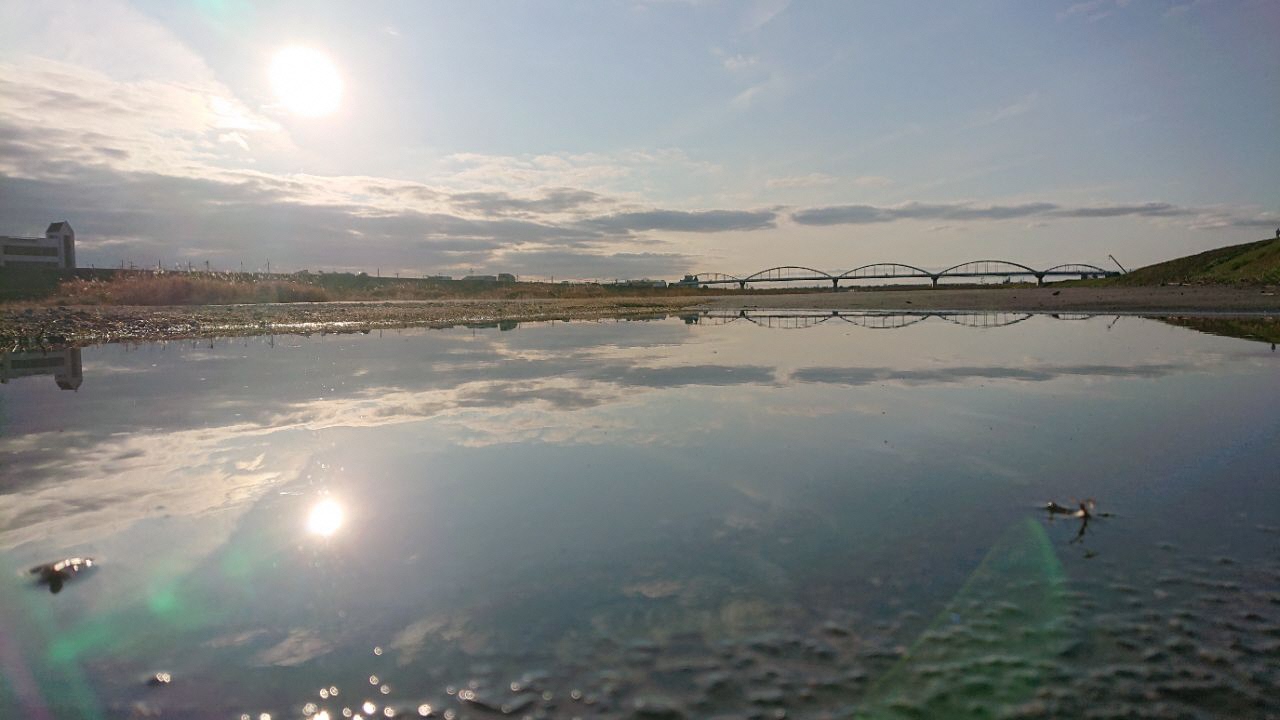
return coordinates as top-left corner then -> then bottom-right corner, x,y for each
307,498 -> 344,537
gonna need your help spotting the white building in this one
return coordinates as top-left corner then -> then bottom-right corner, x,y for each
0,221 -> 76,269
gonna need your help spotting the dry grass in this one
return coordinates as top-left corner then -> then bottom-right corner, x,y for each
50,273 -> 330,305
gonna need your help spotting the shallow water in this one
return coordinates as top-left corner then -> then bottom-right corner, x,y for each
1,312 -> 1278,719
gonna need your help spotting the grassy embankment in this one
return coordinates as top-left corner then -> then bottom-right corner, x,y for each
1103,236 -> 1280,286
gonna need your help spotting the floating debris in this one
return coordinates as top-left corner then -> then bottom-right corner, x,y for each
29,556 -> 94,594
1043,498 -> 1115,546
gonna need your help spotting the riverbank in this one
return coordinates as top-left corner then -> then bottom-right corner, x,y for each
3,285 -> 1278,349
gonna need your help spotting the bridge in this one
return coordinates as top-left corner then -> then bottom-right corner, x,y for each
682,310 -> 1105,330
679,260 -> 1120,289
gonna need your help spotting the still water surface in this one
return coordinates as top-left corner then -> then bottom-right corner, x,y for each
1,312 -> 1278,718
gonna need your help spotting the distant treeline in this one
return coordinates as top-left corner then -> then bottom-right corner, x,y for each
2,268 -> 836,305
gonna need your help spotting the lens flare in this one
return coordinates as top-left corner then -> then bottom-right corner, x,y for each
307,498 -> 344,537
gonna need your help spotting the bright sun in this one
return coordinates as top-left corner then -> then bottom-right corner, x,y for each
269,46 -> 342,117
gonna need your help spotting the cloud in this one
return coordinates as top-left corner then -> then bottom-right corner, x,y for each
449,188 -> 609,217
584,209 -> 778,233
970,92 -> 1039,127
721,54 -> 759,72
792,201 -> 1058,225
1057,0 -> 1132,22
766,173 -> 837,189
792,362 -> 1187,387
1052,202 -> 1187,218
853,176 -> 894,188
788,200 -> 1261,229
741,0 -> 791,32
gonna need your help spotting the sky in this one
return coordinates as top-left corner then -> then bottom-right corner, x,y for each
0,0 -> 1277,280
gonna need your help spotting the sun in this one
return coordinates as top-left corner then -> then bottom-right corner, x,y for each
269,46 -> 343,117
307,498 -> 344,537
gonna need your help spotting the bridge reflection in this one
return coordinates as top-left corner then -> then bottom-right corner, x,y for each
679,310 -> 1102,330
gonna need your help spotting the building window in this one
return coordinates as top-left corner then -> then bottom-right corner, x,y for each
3,245 -> 60,257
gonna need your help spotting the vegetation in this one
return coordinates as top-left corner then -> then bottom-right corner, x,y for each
26,271 -> 722,305
1106,236 -> 1280,286
1161,316 -> 1280,345
47,273 -> 329,305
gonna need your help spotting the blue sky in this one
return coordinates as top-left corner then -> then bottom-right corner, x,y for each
1,0 -> 1276,279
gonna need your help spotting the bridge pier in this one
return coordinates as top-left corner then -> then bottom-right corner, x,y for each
1035,274 -> 1045,287
930,276 -> 939,288
831,278 -> 839,290
738,281 -> 746,290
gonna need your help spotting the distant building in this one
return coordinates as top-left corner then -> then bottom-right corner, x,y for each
463,274 -> 497,282
497,273 -> 516,283
0,349 -> 83,390
0,221 -> 76,269
623,278 -> 668,288
426,275 -> 453,281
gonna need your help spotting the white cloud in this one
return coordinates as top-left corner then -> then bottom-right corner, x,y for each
741,0 -> 791,32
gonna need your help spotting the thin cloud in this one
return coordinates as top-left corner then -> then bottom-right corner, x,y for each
970,92 -> 1039,127
766,173 -> 838,189
584,208 -> 778,233
792,201 -> 1057,225
793,362 -> 1188,386
788,200 -> 1257,228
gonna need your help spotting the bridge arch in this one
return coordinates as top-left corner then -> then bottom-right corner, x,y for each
1041,263 -> 1111,275
835,312 -> 930,330
742,266 -> 835,282
937,312 -> 1034,329
937,260 -> 1042,277
743,313 -> 832,330
835,263 -> 935,280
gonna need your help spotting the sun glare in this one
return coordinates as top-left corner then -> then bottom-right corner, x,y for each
269,46 -> 343,117
307,498 -> 344,537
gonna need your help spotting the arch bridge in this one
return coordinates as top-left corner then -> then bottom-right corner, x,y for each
687,310 -> 1093,330
681,260 -> 1117,288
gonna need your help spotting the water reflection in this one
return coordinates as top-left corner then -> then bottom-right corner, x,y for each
0,314 -> 1277,718
0,347 -> 82,390
1158,314 -> 1280,347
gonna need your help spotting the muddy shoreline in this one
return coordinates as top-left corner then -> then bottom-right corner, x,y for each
3,285 -> 1278,349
